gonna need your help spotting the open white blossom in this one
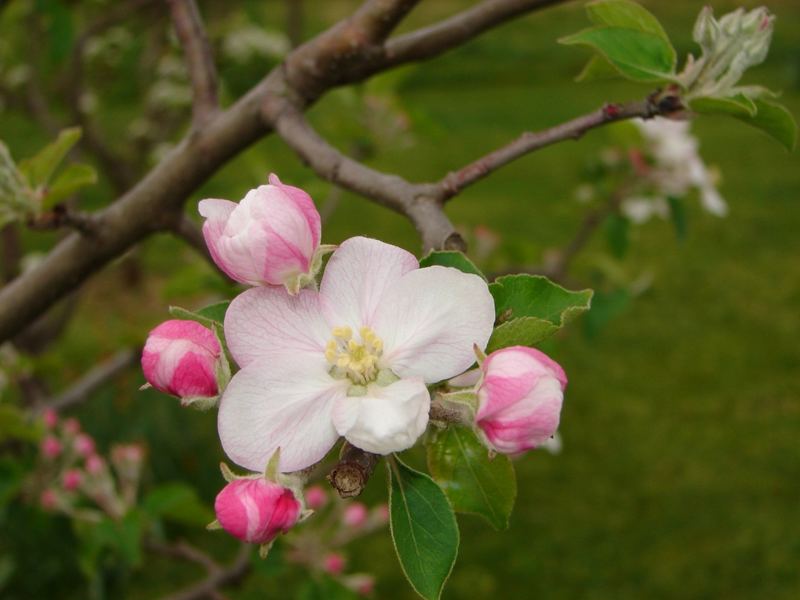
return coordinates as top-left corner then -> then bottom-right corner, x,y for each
218,236 -> 495,472
622,118 -> 727,223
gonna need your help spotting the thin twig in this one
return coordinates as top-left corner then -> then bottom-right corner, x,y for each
383,0 -> 567,68
0,0 -> 581,341
440,100 -> 661,199
39,348 -> 140,412
160,543 -> 251,600
168,0 -> 219,128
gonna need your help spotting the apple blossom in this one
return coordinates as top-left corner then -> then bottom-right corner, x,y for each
214,478 -> 301,545
476,346 -> 567,455
323,552 -> 346,575
304,485 -> 328,510
62,469 -> 83,492
85,454 -> 106,475
198,174 -> 322,293
62,418 -> 80,436
342,502 -> 368,528
218,236 -> 494,472
74,433 -> 95,457
39,489 -> 59,511
41,436 -> 62,459
141,319 -> 221,401
42,409 -> 58,429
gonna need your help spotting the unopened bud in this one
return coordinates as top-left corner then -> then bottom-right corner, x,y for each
214,478 -> 301,545
41,436 -> 62,459
342,502 -> 368,528
475,346 -> 567,455
323,552 -> 346,575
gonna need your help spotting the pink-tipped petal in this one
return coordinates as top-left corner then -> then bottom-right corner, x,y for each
476,346 -> 566,454
141,320 -> 221,399
320,236 -> 418,330
214,478 -> 301,544
374,266 -> 494,383
217,355 -> 348,473
224,286 -> 330,368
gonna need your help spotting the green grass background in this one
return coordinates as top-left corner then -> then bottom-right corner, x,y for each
2,0 -> 799,598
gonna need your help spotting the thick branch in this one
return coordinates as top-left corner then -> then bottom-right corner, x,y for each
266,100 -> 461,250
384,0 -> 567,67
168,0 -> 219,127
0,0 -> 575,342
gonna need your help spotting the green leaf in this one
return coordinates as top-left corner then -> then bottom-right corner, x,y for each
689,94 -> 758,118
0,405 -> 40,443
143,482 -> 214,527
667,196 -> 687,240
44,163 -> 97,206
586,0 -> 672,44
575,55 -> 621,82
732,99 -> 797,151
560,27 -> 676,83
487,316 -> 558,353
419,250 -> 486,280
427,426 -> 516,531
297,576 -> 360,600
168,304 -> 220,328
197,300 -> 231,324
583,288 -> 631,338
388,457 -> 459,600
18,127 -> 81,187
605,213 -> 630,258
490,274 -> 593,325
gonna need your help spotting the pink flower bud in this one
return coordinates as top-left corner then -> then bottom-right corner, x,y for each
62,469 -> 83,492
141,320 -> 221,399
40,488 -> 59,511
374,503 -> 389,524
323,552 -> 346,575
342,502 -> 368,528
353,575 -> 375,596
41,436 -> 62,459
85,454 -> 106,475
476,346 -> 567,455
42,409 -> 58,429
111,443 -> 144,466
214,478 -> 301,545
198,174 -> 321,290
74,433 -> 96,458
62,417 -> 81,436
304,485 -> 327,510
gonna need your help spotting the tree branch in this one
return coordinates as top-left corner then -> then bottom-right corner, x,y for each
157,542 -> 251,600
328,442 -> 380,498
440,100 -> 662,199
38,348 -> 140,412
168,0 -> 219,128
0,0 -> 586,342
383,0 -> 568,68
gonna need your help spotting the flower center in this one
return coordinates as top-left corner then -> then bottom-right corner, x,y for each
325,326 -> 383,384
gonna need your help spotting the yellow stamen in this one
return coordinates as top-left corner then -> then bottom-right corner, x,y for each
326,325 -> 384,384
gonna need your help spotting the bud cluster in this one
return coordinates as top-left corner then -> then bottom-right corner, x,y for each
679,6 -> 775,100
32,410 -> 145,521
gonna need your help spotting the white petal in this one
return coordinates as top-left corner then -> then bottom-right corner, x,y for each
374,266 -> 495,383
224,286 -> 330,368
217,355 -> 348,473
319,236 -> 418,329
332,378 -> 430,455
